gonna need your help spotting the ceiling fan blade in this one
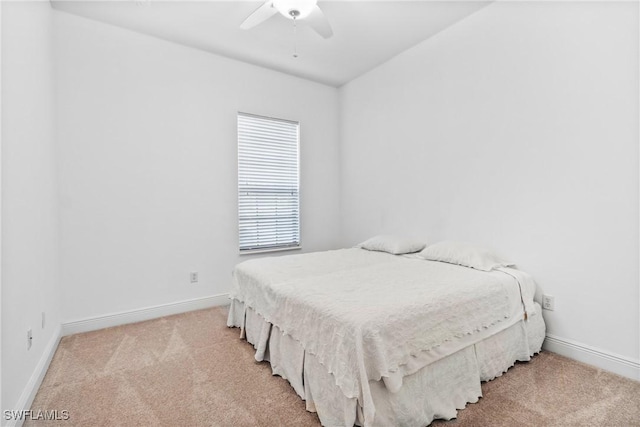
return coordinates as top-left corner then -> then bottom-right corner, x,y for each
240,1 -> 277,30
307,5 -> 333,39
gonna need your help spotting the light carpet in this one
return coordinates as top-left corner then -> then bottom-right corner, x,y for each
27,306 -> 640,426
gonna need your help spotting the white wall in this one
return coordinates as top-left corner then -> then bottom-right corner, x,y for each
339,1 -> 639,363
1,0 -> 61,413
54,11 -> 341,323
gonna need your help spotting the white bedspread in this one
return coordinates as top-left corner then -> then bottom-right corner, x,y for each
229,248 -> 537,425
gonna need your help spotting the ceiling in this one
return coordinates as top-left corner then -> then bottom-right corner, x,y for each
51,1 -> 491,87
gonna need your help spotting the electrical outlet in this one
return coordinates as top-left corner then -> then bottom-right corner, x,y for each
42,312 -> 46,329
190,272 -> 198,283
542,294 -> 555,311
27,329 -> 33,350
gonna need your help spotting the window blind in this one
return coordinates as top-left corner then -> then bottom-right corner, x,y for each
238,113 -> 300,252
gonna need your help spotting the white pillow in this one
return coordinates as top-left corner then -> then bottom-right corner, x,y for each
418,241 -> 514,271
357,235 -> 426,255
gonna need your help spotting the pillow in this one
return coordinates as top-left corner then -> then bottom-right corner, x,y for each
418,241 -> 514,271
357,235 -> 426,255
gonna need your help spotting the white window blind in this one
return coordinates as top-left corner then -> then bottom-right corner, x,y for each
238,113 -> 300,253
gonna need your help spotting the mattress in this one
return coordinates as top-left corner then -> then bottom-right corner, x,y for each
227,248 -> 544,426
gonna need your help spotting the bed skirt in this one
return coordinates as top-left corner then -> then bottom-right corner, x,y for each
227,299 -> 545,427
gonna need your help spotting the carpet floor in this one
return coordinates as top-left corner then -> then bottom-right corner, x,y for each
27,306 -> 640,426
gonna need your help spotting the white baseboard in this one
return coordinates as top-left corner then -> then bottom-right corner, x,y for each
543,333 -> 640,381
61,293 -> 230,336
6,325 -> 62,427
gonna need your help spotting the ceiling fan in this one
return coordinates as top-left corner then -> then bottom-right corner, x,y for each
240,0 -> 333,39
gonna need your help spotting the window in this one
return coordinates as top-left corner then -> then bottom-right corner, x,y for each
237,112 -> 300,253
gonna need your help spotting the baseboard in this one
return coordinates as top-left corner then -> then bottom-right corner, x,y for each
61,293 -> 230,336
5,325 -> 62,427
543,333 -> 640,381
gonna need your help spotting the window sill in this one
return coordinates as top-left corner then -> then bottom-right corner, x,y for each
239,246 -> 302,255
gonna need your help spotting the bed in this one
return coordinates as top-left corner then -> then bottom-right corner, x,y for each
227,241 -> 545,427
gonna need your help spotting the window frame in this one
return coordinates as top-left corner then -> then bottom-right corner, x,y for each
237,112 -> 301,254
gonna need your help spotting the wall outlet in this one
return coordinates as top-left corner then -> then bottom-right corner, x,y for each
542,294 -> 555,311
190,272 -> 198,283
27,329 -> 33,350
42,312 -> 46,329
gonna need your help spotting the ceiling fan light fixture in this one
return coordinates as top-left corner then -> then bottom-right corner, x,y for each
273,0 -> 318,20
